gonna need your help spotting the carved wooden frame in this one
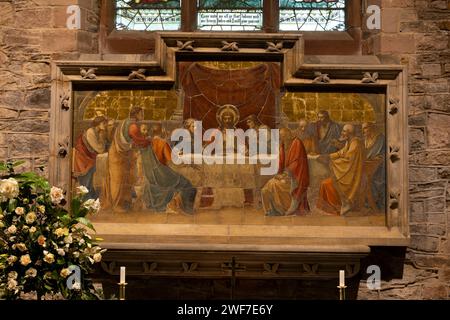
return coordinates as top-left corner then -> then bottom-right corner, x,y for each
50,33 -> 408,279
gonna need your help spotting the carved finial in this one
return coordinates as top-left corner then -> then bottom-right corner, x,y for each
389,145 -> 400,163
313,71 -> 330,84
302,263 -> 319,274
177,40 -> 194,51
389,97 -> 399,115
80,68 -> 97,80
143,262 -> 158,273
389,189 -> 400,210
266,41 -> 283,52
101,261 -> 116,274
182,262 -> 198,273
263,263 -> 279,274
128,69 -> 146,80
221,41 -> 239,52
362,72 -> 379,83
60,93 -> 70,111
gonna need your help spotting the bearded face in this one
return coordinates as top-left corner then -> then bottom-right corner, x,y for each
222,112 -> 235,129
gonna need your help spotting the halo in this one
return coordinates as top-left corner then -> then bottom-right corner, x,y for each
216,104 -> 240,127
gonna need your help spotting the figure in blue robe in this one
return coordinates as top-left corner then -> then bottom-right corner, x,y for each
140,146 -> 197,214
314,111 -> 343,154
363,123 -> 386,211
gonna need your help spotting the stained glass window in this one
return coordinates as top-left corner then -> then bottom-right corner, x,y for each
279,0 -> 346,31
197,0 -> 263,31
115,0 -> 181,31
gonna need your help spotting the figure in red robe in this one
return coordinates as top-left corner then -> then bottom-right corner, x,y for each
261,128 -> 310,216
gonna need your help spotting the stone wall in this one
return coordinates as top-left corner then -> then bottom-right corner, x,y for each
358,0 -> 450,299
0,0 -> 449,299
0,0 -> 99,176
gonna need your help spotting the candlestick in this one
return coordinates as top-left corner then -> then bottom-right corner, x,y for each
337,285 -> 347,301
120,266 -> 126,284
339,269 -> 345,287
338,270 -> 346,300
118,282 -> 127,301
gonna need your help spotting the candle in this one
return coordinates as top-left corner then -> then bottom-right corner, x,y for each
120,266 -> 126,284
339,270 -> 345,287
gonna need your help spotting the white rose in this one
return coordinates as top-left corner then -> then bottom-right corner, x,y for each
20,254 -> 32,266
64,235 -> 73,244
38,205 -> 45,213
79,239 -> 85,245
8,271 -> 18,279
29,226 -> 37,233
73,251 -> 80,258
16,243 -> 27,252
0,213 -> 4,219
25,268 -> 37,278
7,279 -> 18,291
54,227 -> 68,238
0,221 -> 4,228
7,255 -> 17,265
14,207 -> 25,216
0,178 -> 19,202
43,252 -> 55,264
50,186 -> 65,204
60,268 -> 71,278
7,225 -> 17,234
25,212 -> 37,224
93,253 -> 102,263
76,186 -> 89,196
20,291 -> 38,300
57,248 -> 65,256
82,198 -> 101,213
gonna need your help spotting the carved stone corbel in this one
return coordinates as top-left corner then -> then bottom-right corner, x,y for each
312,71 -> 330,84
177,40 -> 194,51
60,93 -> 70,111
389,189 -> 400,210
389,145 -> 400,163
80,68 -> 97,80
389,97 -> 399,115
361,72 -> 379,83
266,41 -> 283,52
57,138 -> 70,158
221,41 -> 239,52
128,69 -> 147,80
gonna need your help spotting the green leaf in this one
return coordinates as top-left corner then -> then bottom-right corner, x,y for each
76,217 -> 95,231
12,160 -> 26,167
71,198 -> 81,218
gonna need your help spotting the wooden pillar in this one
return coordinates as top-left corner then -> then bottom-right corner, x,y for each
181,0 -> 197,32
263,0 -> 279,33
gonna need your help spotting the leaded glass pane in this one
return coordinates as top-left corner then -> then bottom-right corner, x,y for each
279,0 -> 346,31
197,0 -> 263,31
115,0 -> 181,31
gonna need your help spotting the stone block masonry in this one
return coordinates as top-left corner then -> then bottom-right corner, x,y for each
360,0 -> 450,299
0,0 -> 99,176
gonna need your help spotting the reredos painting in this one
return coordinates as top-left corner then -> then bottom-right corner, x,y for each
72,61 -> 387,227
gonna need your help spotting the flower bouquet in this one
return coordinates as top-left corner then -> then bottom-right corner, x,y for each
0,161 -> 105,300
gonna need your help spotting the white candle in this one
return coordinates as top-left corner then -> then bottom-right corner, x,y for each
120,266 -> 126,284
339,270 -> 345,287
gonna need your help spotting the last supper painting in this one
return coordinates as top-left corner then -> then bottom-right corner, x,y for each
72,61 -> 386,227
